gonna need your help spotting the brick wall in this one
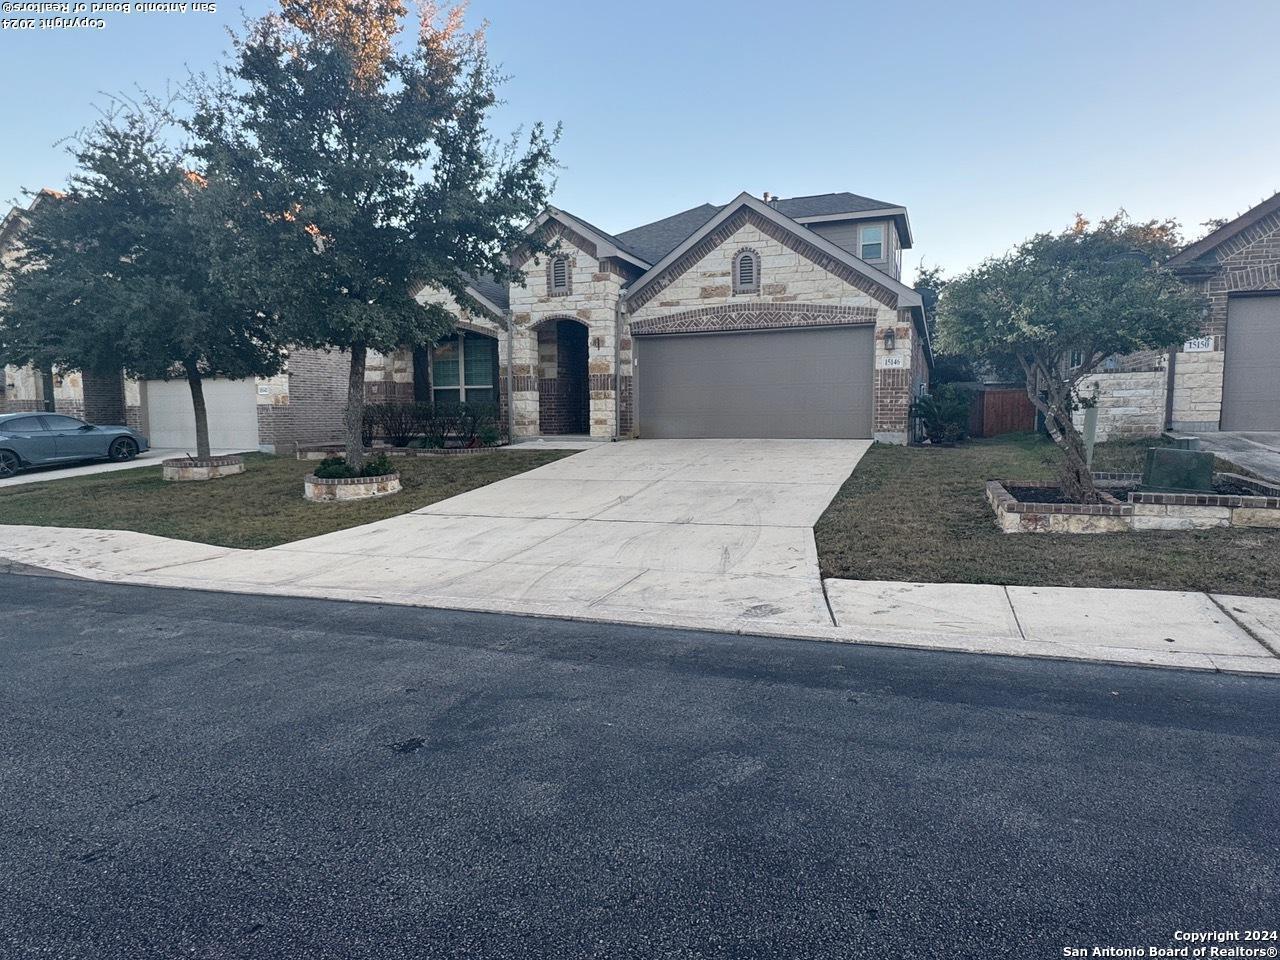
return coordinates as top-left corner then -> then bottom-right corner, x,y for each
536,320 -> 589,434
256,348 -> 349,452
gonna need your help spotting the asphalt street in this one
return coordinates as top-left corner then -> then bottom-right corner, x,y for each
1,572 -> 1277,959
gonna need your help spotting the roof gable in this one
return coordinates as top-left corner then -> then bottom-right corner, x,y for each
517,207 -> 651,270
623,192 -> 922,314
1167,191 -> 1280,269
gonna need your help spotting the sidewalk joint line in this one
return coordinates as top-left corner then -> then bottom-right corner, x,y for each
1003,586 -> 1029,643
1206,593 -> 1280,658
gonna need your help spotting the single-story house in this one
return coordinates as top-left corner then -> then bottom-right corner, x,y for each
3,189 -> 933,448
1075,191 -> 1280,440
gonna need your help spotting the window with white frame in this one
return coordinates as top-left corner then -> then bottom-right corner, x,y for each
432,331 -> 498,405
859,223 -> 885,262
732,248 -> 760,294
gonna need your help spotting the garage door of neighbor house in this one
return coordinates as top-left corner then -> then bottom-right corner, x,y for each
1222,295 -> 1280,431
144,378 -> 260,450
636,326 -> 875,439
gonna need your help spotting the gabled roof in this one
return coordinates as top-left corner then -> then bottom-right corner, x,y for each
614,192 -> 913,264
1167,190 -> 1280,269
623,192 -> 923,312
525,206 -> 651,269
0,189 -> 62,252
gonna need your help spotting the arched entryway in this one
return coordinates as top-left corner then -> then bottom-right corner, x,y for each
536,318 -> 589,435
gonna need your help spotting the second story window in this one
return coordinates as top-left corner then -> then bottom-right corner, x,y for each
859,223 -> 885,262
733,249 -> 760,294
548,255 -> 571,296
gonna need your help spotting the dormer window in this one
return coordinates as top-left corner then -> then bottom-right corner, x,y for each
548,255 -> 571,296
732,248 -> 760,295
859,224 -> 885,262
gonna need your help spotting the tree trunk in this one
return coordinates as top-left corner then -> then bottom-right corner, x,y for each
345,343 -> 367,469
183,360 -> 212,461
1020,361 -> 1101,504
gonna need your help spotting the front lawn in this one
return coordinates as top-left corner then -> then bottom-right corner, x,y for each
815,433 -> 1280,598
0,450 -> 571,549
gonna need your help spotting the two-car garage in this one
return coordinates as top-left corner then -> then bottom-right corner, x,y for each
635,325 -> 875,440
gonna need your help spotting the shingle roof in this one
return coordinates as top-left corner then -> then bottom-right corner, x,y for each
613,193 -> 903,264
463,272 -> 509,311
614,203 -> 724,265
771,192 -> 900,218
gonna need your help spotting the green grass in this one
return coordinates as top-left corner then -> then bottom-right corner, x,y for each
0,450 -> 572,549
815,433 -> 1280,598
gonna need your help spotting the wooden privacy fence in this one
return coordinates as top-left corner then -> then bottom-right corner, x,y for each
969,387 -> 1036,438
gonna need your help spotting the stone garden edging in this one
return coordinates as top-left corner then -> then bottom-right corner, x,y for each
303,472 -> 402,503
162,455 -> 246,482
988,472 -> 1280,533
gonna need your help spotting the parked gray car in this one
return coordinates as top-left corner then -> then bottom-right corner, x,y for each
0,412 -> 150,478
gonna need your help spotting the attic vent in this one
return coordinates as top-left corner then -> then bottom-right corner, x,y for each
733,249 -> 760,295
548,255 -> 570,295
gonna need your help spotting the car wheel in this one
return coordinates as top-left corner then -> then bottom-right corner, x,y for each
109,437 -> 138,462
0,450 -> 20,478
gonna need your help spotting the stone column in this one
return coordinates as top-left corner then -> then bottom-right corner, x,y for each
509,325 -> 541,439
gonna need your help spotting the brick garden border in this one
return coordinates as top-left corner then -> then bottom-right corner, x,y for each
987,472 -> 1280,533
303,472 -> 402,503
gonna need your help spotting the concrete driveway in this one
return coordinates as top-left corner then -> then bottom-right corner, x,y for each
1198,432 -> 1280,483
150,439 -> 871,630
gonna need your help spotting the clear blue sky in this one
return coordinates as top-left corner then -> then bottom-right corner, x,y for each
3,0 -> 1278,280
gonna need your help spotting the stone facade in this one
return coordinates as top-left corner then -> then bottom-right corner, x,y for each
625,213 -> 914,442
508,228 -> 631,440
1072,371 -> 1168,441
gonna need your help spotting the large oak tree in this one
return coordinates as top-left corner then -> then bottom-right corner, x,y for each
191,0 -> 558,467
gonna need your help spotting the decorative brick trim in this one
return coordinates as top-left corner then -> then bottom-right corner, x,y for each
629,301 -> 878,336
588,373 -> 615,392
513,221 -> 598,270
732,248 -> 761,295
453,318 -> 502,338
627,208 -> 900,312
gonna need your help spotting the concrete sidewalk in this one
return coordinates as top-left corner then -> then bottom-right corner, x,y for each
3,523 -> 1277,675
1199,432 -> 1280,484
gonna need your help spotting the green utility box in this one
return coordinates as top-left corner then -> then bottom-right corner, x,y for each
1142,447 -> 1215,493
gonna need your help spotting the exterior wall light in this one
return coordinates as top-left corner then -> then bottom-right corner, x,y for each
883,328 -> 896,351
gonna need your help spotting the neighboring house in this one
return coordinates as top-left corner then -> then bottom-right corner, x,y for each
1071,191 -> 1280,441
390,190 -> 931,442
1,191 -> 349,453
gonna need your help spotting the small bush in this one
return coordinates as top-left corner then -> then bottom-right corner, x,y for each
359,453 -> 396,478
370,401 -> 429,447
313,456 -> 356,479
912,385 -> 972,445
477,422 -> 502,447
312,453 -> 396,479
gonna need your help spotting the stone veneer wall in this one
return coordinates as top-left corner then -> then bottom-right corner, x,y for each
508,225 -> 630,440
624,215 -> 913,442
1072,371 -> 1167,441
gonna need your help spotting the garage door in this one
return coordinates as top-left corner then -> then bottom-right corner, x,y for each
144,378 -> 260,450
636,326 -> 875,439
1222,295 -> 1280,431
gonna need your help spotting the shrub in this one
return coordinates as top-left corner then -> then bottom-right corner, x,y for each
477,422 -> 502,447
911,385 -> 972,445
359,452 -> 396,477
367,401 -> 428,447
312,453 -> 396,479
360,408 -> 377,448
313,456 -> 356,479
